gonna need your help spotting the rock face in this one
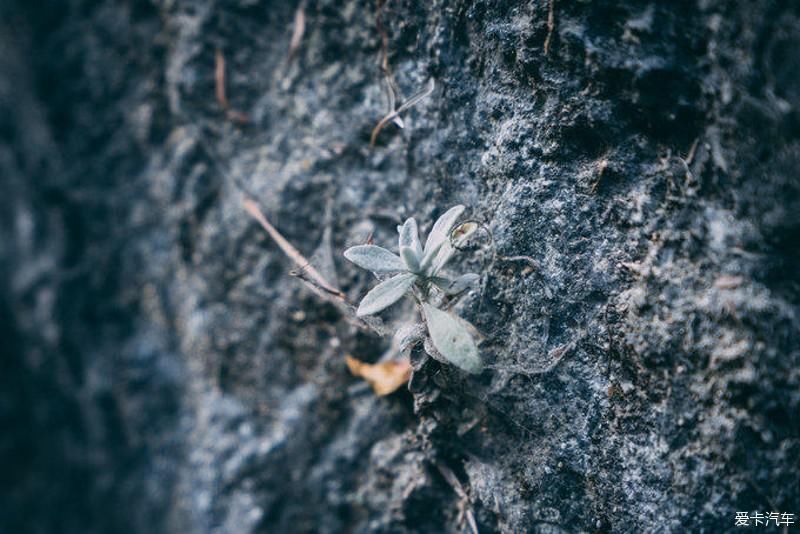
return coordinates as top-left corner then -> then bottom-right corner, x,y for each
1,0 -> 798,532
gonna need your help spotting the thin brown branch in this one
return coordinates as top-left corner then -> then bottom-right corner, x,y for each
289,268 -> 346,300
243,198 -> 345,299
286,1 -> 306,64
289,269 -> 391,336
685,137 -> 700,165
382,75 -> 405,128
244,198 -> 391,337
215,48 -> 228,109
544,0 -> 556,55
436,463 -> 479,534
369,78 -> 435,147
374,2 -> 406,130
591,157 -> 609,194
376,0 -> 390,74
215,49 -> 251,124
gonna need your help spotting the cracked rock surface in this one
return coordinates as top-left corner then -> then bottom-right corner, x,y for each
1,0 -> 798,532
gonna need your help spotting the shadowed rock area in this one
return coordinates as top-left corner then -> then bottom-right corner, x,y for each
1,0 -> 798,532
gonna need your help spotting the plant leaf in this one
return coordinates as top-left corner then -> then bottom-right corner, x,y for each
400,246 -> 421,273
430,276 -> 453,292
428,221 -> 479,275
422,205 -> 465,256
399,217 -> 423,259
428,241 -> 454,275
420,205 -> 465,273
432,273 -> 479,295
398,218 -> 424,272
421,303 -> 482,374
344,245 -> 406,273
356,272 -> 416,316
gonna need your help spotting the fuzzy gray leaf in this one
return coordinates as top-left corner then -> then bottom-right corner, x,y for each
398,218 -> 423,259
420,205 -> 465,272
344,245 -> 406,273
400,246 -> 421,273
398,218 -> 423,272
356,272 -> 416,316
427,241 -> 454,276
422,303 -> 482,373
428,221 -> 479,275
423,335 -> 447,364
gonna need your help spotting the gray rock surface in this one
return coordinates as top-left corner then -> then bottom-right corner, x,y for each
1,0 -> 798,532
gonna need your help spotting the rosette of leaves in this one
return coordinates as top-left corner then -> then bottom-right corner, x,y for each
344,205 -> 482,374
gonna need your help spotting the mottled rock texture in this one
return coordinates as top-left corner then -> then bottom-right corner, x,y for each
1,0 -> 798,532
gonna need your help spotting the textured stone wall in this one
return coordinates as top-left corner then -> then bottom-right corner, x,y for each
1,0 -> 798,532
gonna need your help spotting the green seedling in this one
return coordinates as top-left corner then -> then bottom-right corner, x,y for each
344,205 -> 482,374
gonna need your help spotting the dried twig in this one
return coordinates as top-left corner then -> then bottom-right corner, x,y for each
215,48 -> 228,109
215,49 -> 251,124
286,0 -> 306,64
374,1 -> 409,132
685,137 -> 700,165
591,157 -> 609,193
243,198 -> 345,298
382,75 -> 405,128
376,0 -> 390,73
289,269 -> 391,336
289,268 -> 345,299
436,463 -> 479,534
369,78 -> 435,147
243,198 -> 390,337
543,0 -> 556,55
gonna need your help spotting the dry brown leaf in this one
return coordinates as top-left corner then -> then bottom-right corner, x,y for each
345,355 -> 411,396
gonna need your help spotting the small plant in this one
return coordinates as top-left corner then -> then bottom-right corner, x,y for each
344,205 -> 482,374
